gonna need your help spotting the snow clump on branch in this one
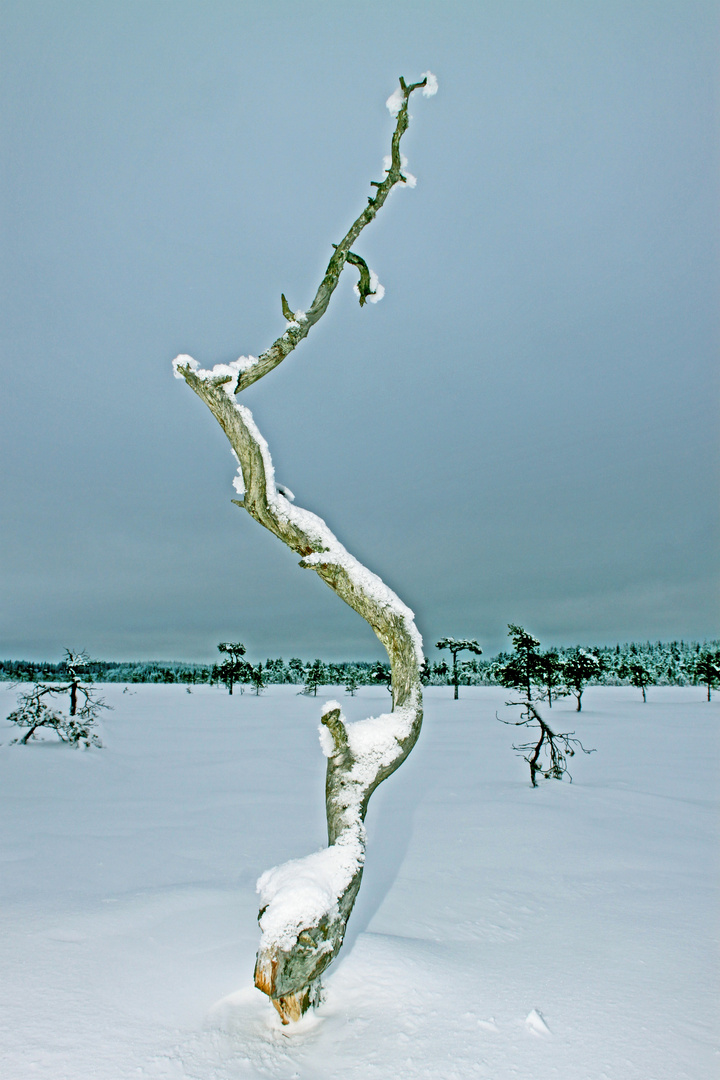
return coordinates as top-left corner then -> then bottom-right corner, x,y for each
230,449 -> 245,496
383,153 -> 417,188
171,354 -> 258,398
285,310 -> 307,329
318,699 -> 343,758
386,71 -> 438,115
385,86 -> 405,117
256,836 -> 365,951
421,71 -> 439,97
354,268 -> 385,304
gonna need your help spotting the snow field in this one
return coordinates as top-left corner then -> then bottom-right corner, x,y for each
0,684 -> 717,1079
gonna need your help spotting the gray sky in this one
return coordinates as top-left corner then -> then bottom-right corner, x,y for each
2,0 -> 718,663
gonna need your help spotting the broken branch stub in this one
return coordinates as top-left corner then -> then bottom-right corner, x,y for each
172,74 -> 435,1022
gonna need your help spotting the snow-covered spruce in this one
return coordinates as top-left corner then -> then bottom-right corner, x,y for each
171,76 -> 434,1023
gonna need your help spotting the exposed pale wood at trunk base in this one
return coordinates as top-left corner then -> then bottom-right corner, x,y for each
173,75 -> 435,1022
270,982 -> 322,1025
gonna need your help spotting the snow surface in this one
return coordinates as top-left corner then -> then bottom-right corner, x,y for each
1,684 -> 717,1080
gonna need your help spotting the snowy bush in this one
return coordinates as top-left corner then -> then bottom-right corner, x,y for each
7,684 -> 103,748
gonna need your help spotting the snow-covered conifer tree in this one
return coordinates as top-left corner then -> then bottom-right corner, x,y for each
172,75 -> 437,1022
691,648 -> 720,701
563,647 -> 603,711
300,659 -> 327,698
216,641 -> 247,695
436,637 -> 483,699
617,655 -> 656,702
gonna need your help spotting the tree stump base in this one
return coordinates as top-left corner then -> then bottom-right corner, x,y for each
270,979 -> 322,1024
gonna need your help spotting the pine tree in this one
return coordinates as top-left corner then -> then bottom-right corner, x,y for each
370,660 -> 392,697
217,641 -> 248,695
618,656 -> 655,702
493,625 -> 541,699
248,662 -> 265,695
562,648 -> 603,711
344,666 -> 361,696
495,626 -> 594,787
535,650 -> 567,708
436,638 -> 483,699
691,648 -> 720,701
301,660 -> 326,697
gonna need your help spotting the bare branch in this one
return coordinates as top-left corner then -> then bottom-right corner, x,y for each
497,703 -> 594,786
344,250 -> 377,305
219,76 -> 427,394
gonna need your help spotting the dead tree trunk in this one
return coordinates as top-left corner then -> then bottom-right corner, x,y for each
172,74 -> 437,1022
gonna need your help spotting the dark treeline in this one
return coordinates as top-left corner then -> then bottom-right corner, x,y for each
1,640 -> 718,689
0,657 -> 386,688
482,639 -> 720,690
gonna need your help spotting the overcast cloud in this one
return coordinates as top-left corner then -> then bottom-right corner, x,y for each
1,1 -> 718,662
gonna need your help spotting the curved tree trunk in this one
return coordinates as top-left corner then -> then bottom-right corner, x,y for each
172,75 -> 435,1023
175,364 -> 424,1022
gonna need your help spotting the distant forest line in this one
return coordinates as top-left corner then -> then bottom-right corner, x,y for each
1,640 -> 718,689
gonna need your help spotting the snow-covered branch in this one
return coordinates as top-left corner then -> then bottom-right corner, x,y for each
187,73 -> 435,396
172,75 -> 436,1023
173,364 -> 424,1020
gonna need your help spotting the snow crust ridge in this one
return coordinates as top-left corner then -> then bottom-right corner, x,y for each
525,1009 -> 551,1037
